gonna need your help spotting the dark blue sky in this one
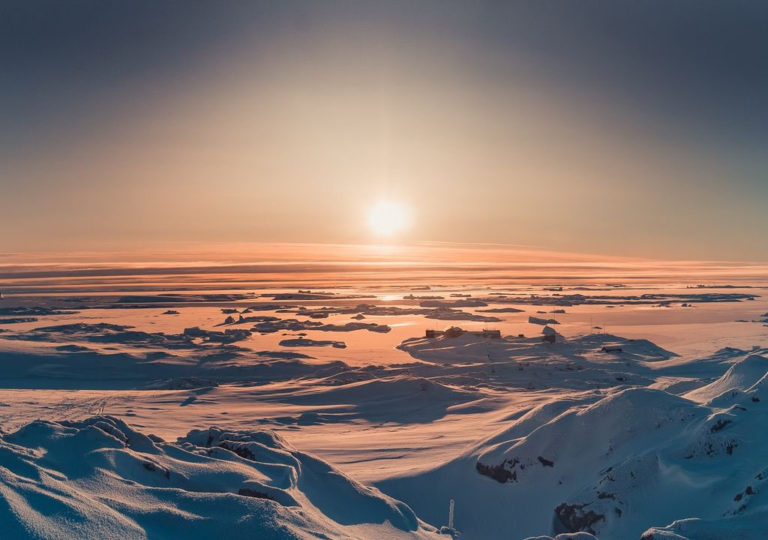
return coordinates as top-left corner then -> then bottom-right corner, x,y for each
2,1 -> 767,259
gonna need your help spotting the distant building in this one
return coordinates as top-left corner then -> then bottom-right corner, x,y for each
445,326 -> 465,338
542,326 -> 557,343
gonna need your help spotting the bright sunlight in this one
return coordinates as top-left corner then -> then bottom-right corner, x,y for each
367,200 -> 412,238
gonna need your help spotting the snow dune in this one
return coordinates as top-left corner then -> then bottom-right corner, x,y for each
379,349 -> 768,538
0,416 -> 442,539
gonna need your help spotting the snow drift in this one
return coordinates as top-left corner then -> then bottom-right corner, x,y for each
0,416 -> 442,539
379,352 -> 768,539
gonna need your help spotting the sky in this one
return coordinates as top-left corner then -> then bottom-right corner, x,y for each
1,1 -> 767,261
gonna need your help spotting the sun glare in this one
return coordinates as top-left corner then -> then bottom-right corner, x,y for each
368,200 -> 411,238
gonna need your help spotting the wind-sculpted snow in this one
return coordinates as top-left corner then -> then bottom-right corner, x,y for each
396,333 -> 673,390
265,376 -> 484,424
0,416 -> 441,539
686,353 -> 768,403
380,350 -> 768,539
641,514 -> 768,540
475,388 -> 704,485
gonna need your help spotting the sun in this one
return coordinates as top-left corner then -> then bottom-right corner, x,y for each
367,200 -> 411,238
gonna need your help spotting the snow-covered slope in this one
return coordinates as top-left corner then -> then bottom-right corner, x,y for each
0,416 -> 443,539
686,353 -> 768,403
641,513 -> 768,540
378,352 -> 768,539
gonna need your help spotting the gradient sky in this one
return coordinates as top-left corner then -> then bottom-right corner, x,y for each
2,1 -> 767,260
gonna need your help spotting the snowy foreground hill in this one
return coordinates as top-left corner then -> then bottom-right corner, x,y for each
0,416 -> 442,539
379,349 -> 768,540
4,351 -> 768,538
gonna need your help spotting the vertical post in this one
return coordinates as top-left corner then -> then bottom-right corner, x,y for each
448,498 -> 454,529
